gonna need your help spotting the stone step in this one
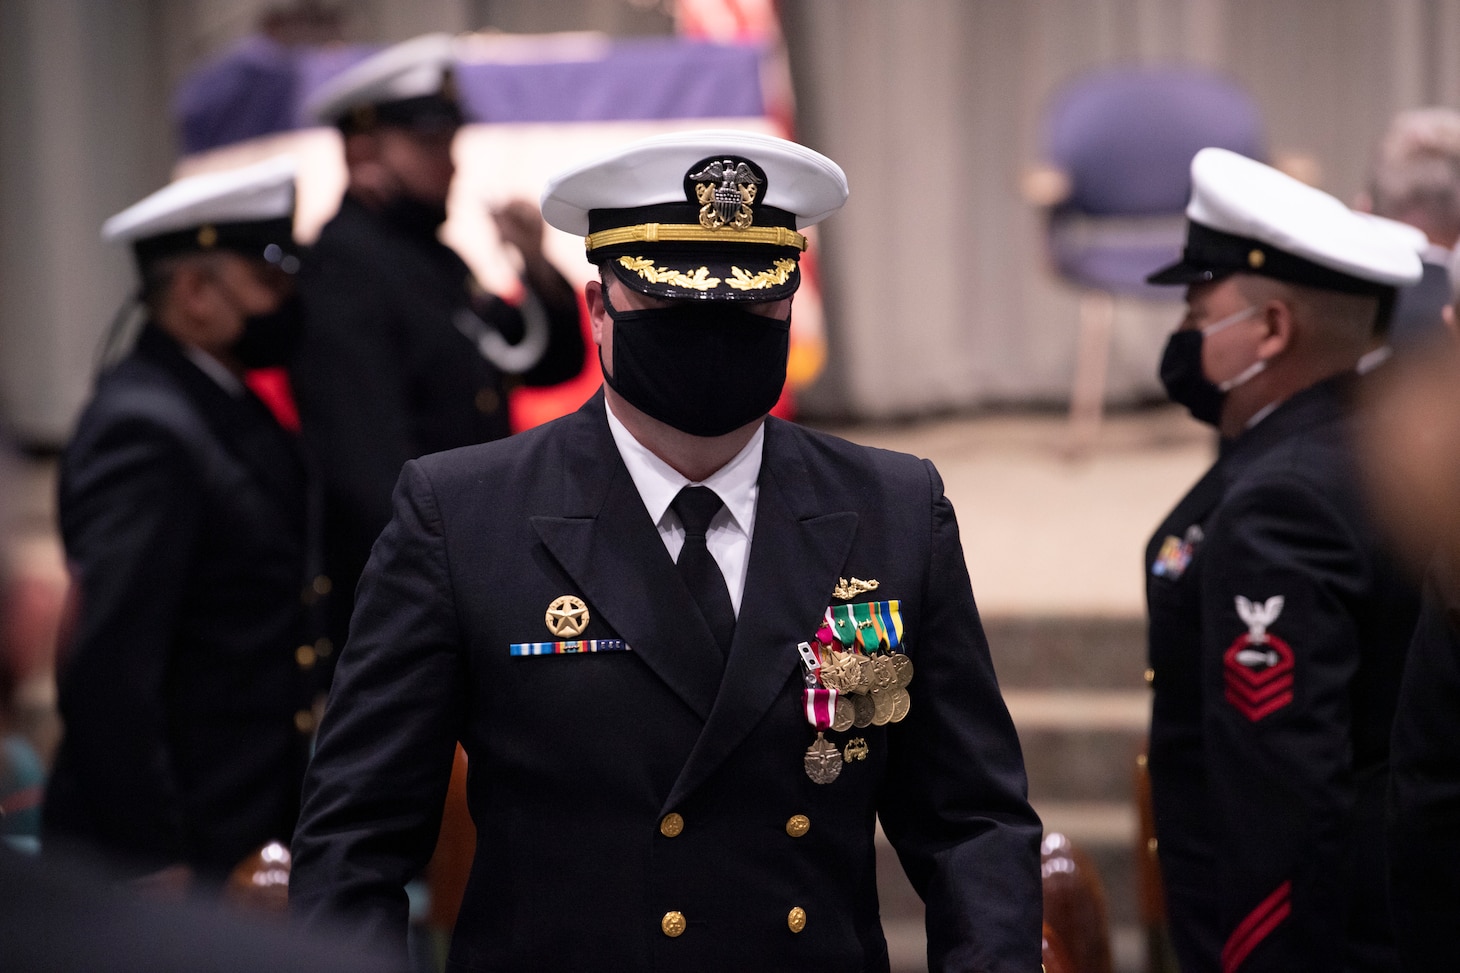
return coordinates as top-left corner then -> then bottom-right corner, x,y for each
984,615 -> 1148,691
1005,688 -> 1149,804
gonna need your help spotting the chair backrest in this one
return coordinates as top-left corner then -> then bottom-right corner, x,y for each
1038,66 -> 1265,294
1046,67 -> 1264,218
1041,830 -> 1114,973
1043,920 -> 1077,973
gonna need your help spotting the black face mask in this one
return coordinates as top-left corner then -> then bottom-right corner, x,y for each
601,288 -> 790,437
1158,329 -> 1224,426
233,292 -> 306,369
378,192 -> 449,237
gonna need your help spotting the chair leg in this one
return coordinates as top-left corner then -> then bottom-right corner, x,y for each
1067,290 -> 1116,457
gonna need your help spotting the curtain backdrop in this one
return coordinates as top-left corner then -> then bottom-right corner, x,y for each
5,0 -> 1460,440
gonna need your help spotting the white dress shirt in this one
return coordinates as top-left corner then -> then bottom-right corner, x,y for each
604,399 -> 762,616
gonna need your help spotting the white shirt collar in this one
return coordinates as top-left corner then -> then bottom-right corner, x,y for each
182,345 -> 246,397
604,398 -> 763,534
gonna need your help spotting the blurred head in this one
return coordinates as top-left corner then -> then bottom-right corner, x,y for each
148,251 -> 298,368
1362,107 -> 1460,248
307,34 -> 464,215
103,157 -> 303,369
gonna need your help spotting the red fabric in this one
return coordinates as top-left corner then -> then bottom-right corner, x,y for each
1221,881 -> 1292,973
245,367 -> 301,433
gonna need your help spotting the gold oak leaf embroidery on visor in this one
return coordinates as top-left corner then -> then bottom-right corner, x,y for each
727,258 -> 798,291
617,256 -> 721,291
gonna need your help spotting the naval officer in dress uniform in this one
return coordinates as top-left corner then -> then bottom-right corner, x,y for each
291,34 -> 585,649
1142,148 -> 1422,973
44,158 -> 330,885
289,130 -> 1042,972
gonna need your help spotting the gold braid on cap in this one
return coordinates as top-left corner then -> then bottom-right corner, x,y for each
585,223 -> 807,254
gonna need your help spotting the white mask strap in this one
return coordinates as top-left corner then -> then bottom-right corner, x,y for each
1201,305 -> 1259,337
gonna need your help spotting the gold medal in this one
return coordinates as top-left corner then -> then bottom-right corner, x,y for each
891,653 -> 913,689
852,693 -> 875,728
890,687 -> 911,722
869,655 -> 895,689
870,686 -> 894,726
832,696 -> 855,732
804,732 -> 843,784
852,655 -> 873,693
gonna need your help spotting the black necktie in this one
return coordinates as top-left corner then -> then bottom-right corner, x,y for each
671,486 -> 736,659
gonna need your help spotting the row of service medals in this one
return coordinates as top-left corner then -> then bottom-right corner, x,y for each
797,601 -> 913,784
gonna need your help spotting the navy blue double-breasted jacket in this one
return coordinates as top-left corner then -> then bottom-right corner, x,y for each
290,392 -> 1041,972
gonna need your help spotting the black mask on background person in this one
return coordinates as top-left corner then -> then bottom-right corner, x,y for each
600,286 -> 790,437
233,292 -> 306,369
1157,304 -> 1264,428
377,192 -> 449,237
1158,329 -> 1225,426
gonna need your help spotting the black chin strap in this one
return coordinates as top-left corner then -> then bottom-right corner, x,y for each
94,289 -> 146,374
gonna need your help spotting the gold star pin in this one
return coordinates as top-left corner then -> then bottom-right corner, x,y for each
545,595 -> 590,638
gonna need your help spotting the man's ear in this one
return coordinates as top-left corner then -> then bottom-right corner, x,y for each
1256,298 -> 1295,360
585,277 -> 608,345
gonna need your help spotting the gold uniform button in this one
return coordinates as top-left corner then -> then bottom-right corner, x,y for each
293,710 -> 316,734
295,645 -> 317,670
785,814 -> 810,838
315,637 -> 334,658
1144,667 -> 1155,686
312,575 -> 333,596
661,911 -> 686,937
659,813 -> 684,838
787,907 -> 807,933
475,388 -> 500,415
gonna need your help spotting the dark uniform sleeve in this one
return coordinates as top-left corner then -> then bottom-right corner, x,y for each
288,461 -> 466,959
1388,555 -> 1460,971
47,414 -> 201,867
1198,476 -> 1364,972
513,255 -> 587,388
877,460 -> 1043,973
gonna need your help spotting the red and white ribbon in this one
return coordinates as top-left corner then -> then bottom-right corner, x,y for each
802,687 -> 839,730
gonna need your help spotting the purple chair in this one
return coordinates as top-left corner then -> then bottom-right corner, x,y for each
1028,67 -> 1265,449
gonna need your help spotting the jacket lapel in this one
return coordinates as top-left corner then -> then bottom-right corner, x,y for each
531,395 -> 724,721
664,419 -> 857,811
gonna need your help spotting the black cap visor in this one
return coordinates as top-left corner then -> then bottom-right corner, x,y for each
1148,221 -> 1392,296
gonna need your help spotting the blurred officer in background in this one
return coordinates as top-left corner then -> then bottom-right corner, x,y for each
1143,148 -> 1422,973
1375,255 -> 1460,972
1357,107 -> 1460,352
289,129 -> 1041,972
292,33 -> 585,648
43,158 -> 329,887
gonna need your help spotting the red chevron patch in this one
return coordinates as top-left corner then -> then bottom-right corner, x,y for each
1223,632 -> 1294,721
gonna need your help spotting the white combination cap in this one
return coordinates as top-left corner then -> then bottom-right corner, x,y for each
540,129 -> 849,301
103,156 -> 299,271
1149,147 -> 1422,292
304,33 -> 463,131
